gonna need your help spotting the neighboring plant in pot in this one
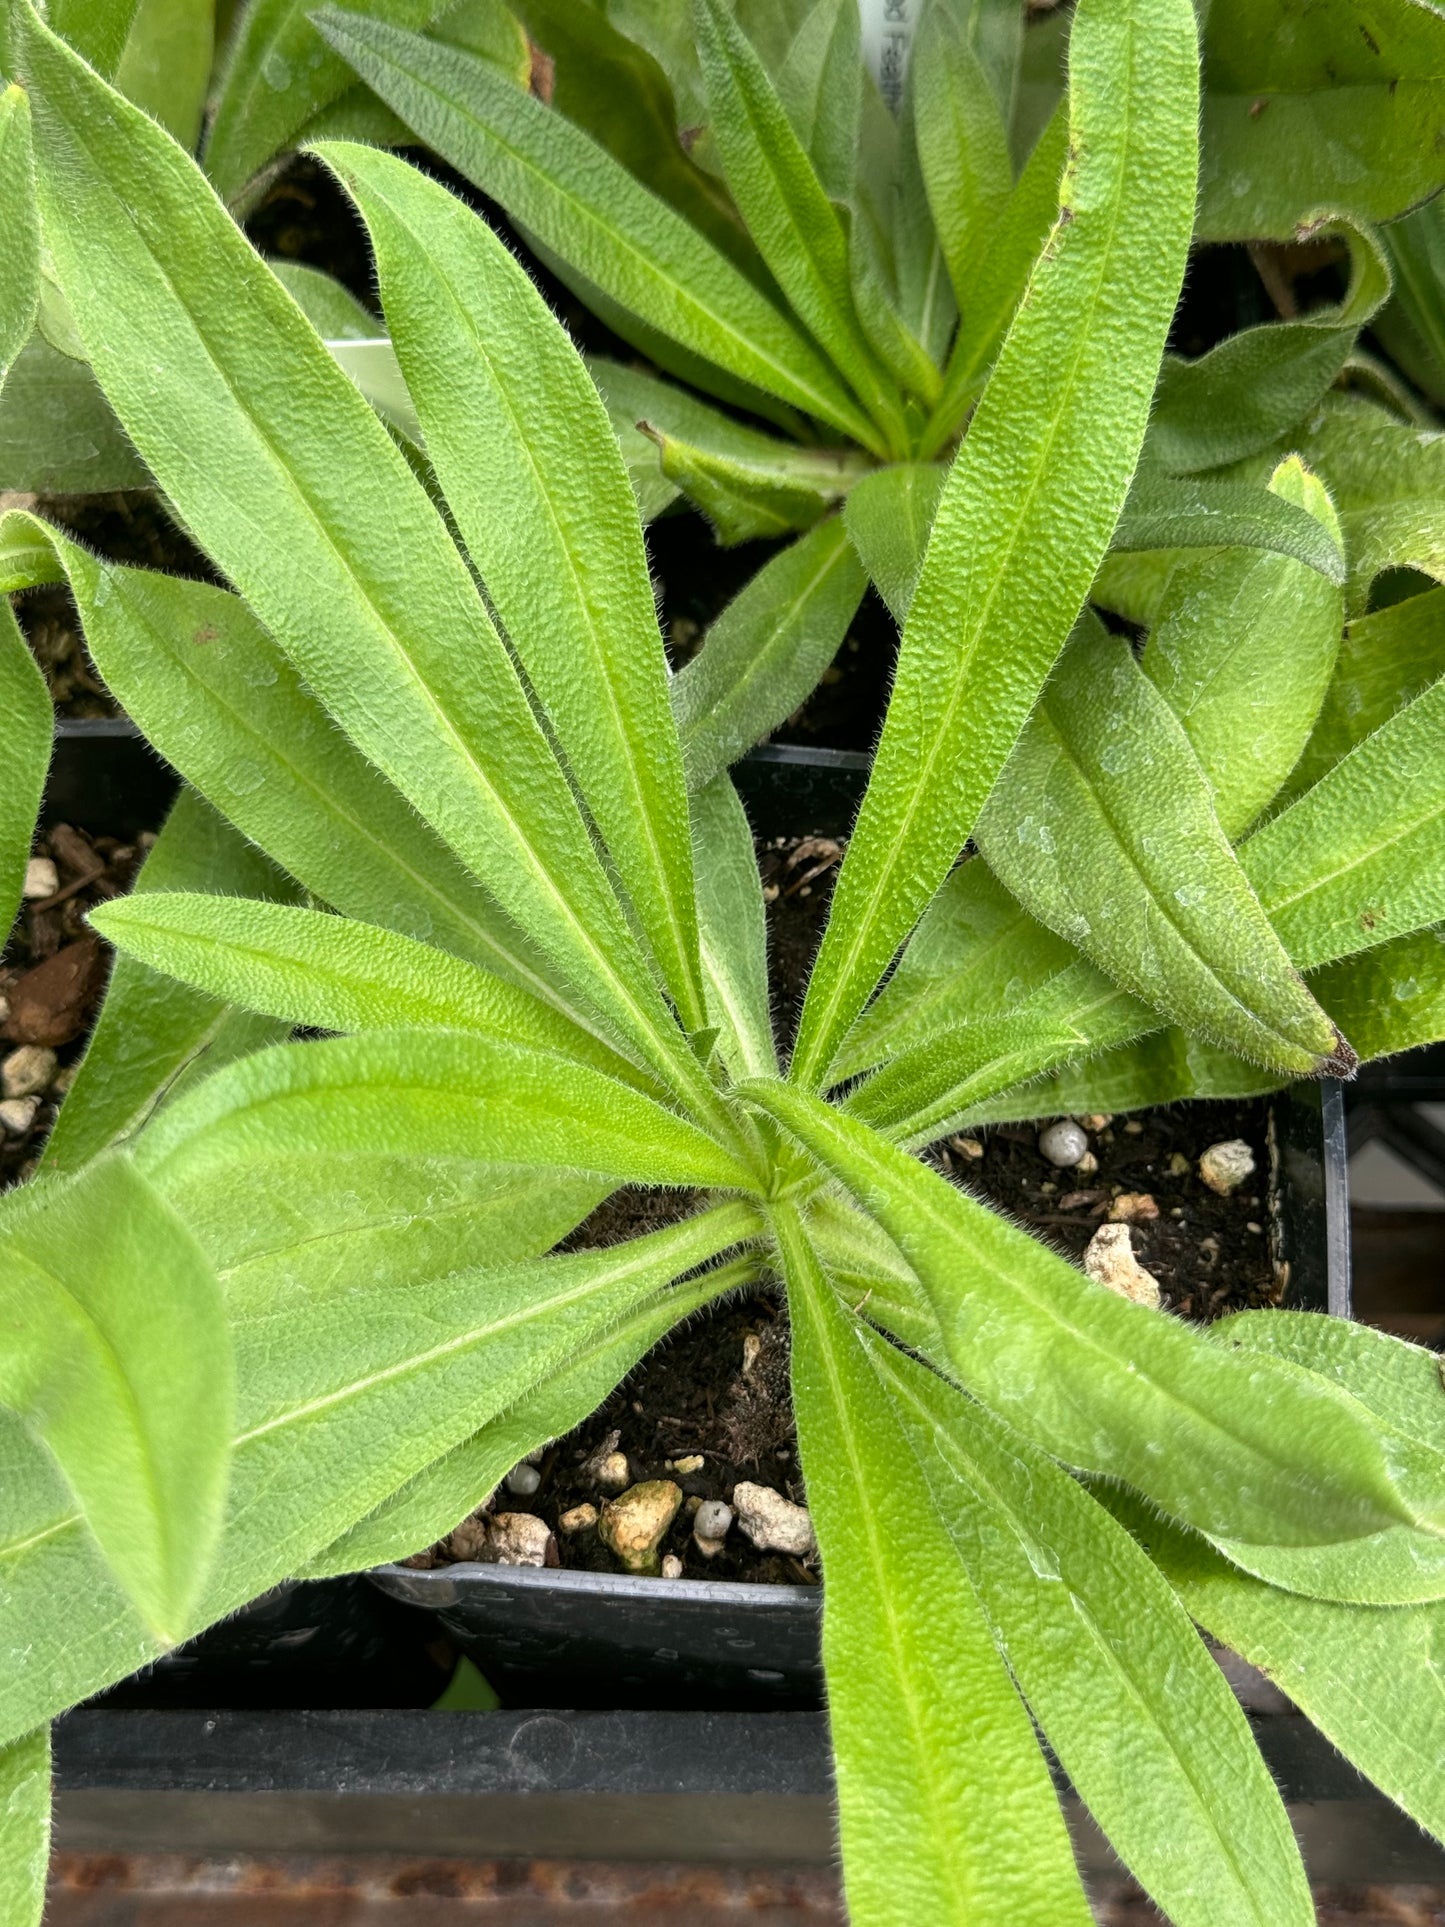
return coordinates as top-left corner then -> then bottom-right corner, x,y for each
5,10 -> 1445,1927
301,0 -> 1444,688
0,0 -> 537,494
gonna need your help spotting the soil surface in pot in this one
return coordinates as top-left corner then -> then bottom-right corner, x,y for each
417,836 -> 1281,1585
0,821 -> 145,1187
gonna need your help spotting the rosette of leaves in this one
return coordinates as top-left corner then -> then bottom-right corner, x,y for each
293,0 -> 1445,732
5,7 -> 1445,1925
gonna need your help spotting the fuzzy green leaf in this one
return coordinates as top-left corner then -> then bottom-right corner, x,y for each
1112,473 -> 1346,582
42,789 -> 296,1177
135,1029 -> 761,1200
1146,221 -> 1391,472
0,87 -> 38,380
0,598 -> 49,948
641,424 -> 869,544
1198,0 -> 1445,241
1241,673 -> 1445,969
848,959 -> 1154,1147
0,1728 -> 49,1927
1110,1491 -> 1445,1849
509,0 -> 755,272
779,1208 -> 1092,1927
791,0 -> 1200,1088
912,0 -> 1014,317
0,1202 -> 757,1748
322,142 -> 707,1033
45,0 -> 140,76
1376,192 -> 1445,406
873,1338 -> 1314,1927
689,775 -> 777,1080
969,1025 -> 1282,1125
1285,587 -> 1445,803
92,894 -> 657,1093
204,0 -> 454,202
0,333 -> 149,494
775,0 -> 860,207
691,0 -> 905,451
841,460 -> 946,624
114,0 -> 214,148
832,857 -> 1073,1080
1201,1312 -> 1445,1604
1139,457 -> 1344,838
0,1153 -> 611,1744
303,1259 -> 752,1576
21,30 -> 716,1120
312,7 -> 880,443
673,518 -> 866,790
0,518 -> 601,1042
1311,927 -> 1445,1064
893,84 -> 956,370
0,1156 -> 231,1643
745,1078 -> 1431,1551
921,102 -> 1068,458
587,355 -> 860,526
975,614 -> 1349,1077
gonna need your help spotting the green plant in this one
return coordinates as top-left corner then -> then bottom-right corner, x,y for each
293,0 -> 1445,763
0,0 -> 539,492
5,7 -> 1445,1926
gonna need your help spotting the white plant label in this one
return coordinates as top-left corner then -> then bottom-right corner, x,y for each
858,0 -> 918,111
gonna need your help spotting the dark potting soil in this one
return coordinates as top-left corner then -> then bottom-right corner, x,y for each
0,821 -> 144,1187
422,837 -> 1281,1584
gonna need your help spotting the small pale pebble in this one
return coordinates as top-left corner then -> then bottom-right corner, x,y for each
488,1512 -> 557,1568
599,1480 -> 682,1576
660,1555 -> 684,1580
1078,1114 -> 1113,1131
949,1135 -> 985,1160
1123,1119 -> 1144,1136
446,1514 -> 489,1561
1170,1207 -> 1184,1219
684,1493 -> 702,1517
50,1062 -> 78,1097
504,1462 -> 542,1497
559,1503 -> 598,1534
741,1332 -> 763,1376
22,857 -> 57,900
1199,1235 -> 1221,1265
1083,1223 -> 1162,1308
0,1096 -> 39,1135
583,1429 -> 630,1491
1246,1221 -> 1263,1235
668,1454 -> 704,1476
1109,1191 -> 1159,1224
693,1499 -> 733,1558
2,1045 -> 57,1101
1198,1139 -> 1256,1196
1039,1180 -> 1056,1196
1073,1151 -> 1098,1177
1039,1118 -> 1089,1168
1168,1151 -> 1191,1178
0,994 -> 9,1024
733,1482 -> 815,1557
